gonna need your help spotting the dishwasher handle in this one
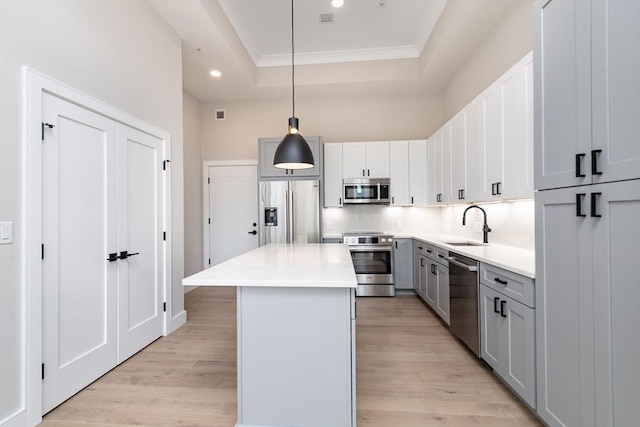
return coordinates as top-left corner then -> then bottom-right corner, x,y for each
446,256 -> 477,272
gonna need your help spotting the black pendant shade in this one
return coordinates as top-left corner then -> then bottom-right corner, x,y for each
273,0 -> 315,170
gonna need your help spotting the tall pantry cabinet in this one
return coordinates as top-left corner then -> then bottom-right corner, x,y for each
534,1 -> 640,427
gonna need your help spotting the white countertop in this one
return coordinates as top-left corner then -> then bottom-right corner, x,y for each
406,233 -> 535,278
182,243 -> 358,288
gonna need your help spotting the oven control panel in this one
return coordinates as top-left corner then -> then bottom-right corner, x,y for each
343,234 -> 393,246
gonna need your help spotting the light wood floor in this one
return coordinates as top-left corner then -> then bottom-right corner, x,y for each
42,287 -> 542,426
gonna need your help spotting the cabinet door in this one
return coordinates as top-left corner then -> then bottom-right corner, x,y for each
450,113 -> 467,202
591,180 -> 640,427
342,142 -> 366,178
413,245 -> 422,296
408,140 -> 428,206
480,285 -> 501,370
535,186 -> 595,427
482,83 -> 503,200
389,141 -> 409,206
513,53 -> 534,198
534,0 -> 592,190
435,263 -> 450,325
591,0 -> 640,183
464,101 -> 484,202
425,261 -> 437,308
324,143 -> 343,207
440,126 -> 451,204
393,239 -> 414,290
502,297 -> 536,408
364,141 -> 390,178
427,136 -> 438,206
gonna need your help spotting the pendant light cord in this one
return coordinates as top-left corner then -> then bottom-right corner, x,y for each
291,0 -> 295,118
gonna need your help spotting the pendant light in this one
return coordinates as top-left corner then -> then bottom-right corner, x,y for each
273,0 -> 314,170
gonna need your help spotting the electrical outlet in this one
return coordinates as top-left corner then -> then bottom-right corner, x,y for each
396,220 -> 403,229
0,221 -> 13,244
473,221 -> 482,233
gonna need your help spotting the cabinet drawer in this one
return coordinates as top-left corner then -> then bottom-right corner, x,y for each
413,240 -> 433,258
480,263 -> 534,308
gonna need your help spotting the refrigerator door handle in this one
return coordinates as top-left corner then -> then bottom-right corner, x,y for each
290,191 -> 295,243
285,189 -> 291,243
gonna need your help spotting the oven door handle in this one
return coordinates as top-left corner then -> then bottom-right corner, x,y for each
349,246 -> 393,252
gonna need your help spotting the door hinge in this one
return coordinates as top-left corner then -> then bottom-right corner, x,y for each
163,159 -> 171,170
41,363 -> 45,380
163,302 -> 166,312
41,122 -> 55,141
163,231 -> 166,241
41,244 -> 44,260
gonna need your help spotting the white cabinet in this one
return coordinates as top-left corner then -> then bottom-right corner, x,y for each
427,128 -> 451,205
482,53 -> 534,200
323,143 -> 343,207
535,180 -> 640,427
534,0 -> 640,191
535,1 -> 640,426
342,141 -> 389,179
464,101 -> 484,202
408,140 -> 428,206
413,241 -> 428,298
260,136 -> 322,178
389,141 -> 409,206
449,114 -> 467,202
387,140 -> 427,207
393,239 -> 413,290
479,264 -> 536,408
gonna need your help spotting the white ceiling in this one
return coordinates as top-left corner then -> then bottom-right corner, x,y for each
148,0 -> 520,103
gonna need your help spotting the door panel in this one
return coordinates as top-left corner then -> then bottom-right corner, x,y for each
504,298 -> 535,407
117,125 -> 164,363
209,165 -> 259,263
480,285 -> 500,370
42,93 -> 118,413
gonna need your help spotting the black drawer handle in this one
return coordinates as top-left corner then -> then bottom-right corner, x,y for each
576,193 -> 586,217
591,149 -> 602,175
493,297 -> 500,314
576,153 -> 586,177
500,300 -> 507,318
418,246 -> 423,250
438,254 -> 445,259
494,277 -> 508,285
426,249 -> 432,253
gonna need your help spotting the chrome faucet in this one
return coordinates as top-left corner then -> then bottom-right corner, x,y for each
462,205 -> 491,244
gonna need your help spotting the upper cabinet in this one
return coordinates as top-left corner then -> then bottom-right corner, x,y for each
323,143 -> 343,208
342,141 -> 389,179
534,0 -> 640,190
408,140 -> 428,206
389,141 -> 410,206
259,136 -> 322,179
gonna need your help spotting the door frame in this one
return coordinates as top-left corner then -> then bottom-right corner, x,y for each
24,68 -> 172,425
202,160 -> 258,271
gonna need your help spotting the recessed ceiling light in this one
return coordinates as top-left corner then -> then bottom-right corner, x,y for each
210,70 -> 222,78
332,0 -> 344,8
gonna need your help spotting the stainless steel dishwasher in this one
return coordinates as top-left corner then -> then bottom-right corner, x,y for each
448,252 -> 480,356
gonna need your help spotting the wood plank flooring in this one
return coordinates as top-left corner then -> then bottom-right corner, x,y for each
42,286 -> 542,426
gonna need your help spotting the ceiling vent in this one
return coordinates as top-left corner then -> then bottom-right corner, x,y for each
215,109 -> 225,120
319,13 -> 334,24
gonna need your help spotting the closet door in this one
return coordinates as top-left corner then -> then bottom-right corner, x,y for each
42,93 -> 118,413
117,125 -> 164,363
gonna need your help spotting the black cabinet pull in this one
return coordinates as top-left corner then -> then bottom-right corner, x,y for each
575,153 -> 586,177
494,277 -> 508,285
431,264 -> 436,274
491,183 -> 497,196
438,254 -> 445,259
576,193 -> 586,217
107,253 -> 118,262
426,249 -> 432,253
339,197 -> 342,205
500,300 -> 507,317
493,297 -> 500,314
420,258 -> 425,267
367,169 -> 370,177
392,196 -> 395,204
591,149 -> 602,175
248,230 -> 257,235
437,193 -> 442,203
411,196 -> 414,204
496,182 -> 501,195
119,251 -> 139,260
591,192 -> 602,218
459,189 -> 465,200
395,241 -> 398,249
418,246 -> 423,250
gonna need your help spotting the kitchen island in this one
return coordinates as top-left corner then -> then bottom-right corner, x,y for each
183,243 -> 358,427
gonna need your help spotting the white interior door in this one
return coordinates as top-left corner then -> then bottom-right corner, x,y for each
42,93 -> 118,413
117,125 -> 164,363
207,164 -> 259,266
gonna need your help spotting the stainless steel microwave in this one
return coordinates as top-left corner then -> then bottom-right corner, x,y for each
343,178 -> 390,204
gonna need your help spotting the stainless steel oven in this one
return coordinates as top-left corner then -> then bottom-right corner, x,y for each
343,232 -> 394,296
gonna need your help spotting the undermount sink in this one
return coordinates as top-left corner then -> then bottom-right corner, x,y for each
444,242 -> 485,247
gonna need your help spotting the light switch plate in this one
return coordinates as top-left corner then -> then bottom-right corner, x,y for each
0,221 -> 13,244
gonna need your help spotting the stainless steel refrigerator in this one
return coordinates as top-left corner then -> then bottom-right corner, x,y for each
259,180 -> 320,245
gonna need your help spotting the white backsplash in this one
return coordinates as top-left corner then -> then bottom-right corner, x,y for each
323,199 -> 535,250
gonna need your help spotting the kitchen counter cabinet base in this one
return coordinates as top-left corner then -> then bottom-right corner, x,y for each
237,286 -> 355,427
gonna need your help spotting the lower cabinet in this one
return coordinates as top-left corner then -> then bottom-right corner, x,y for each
412,241 -> 428,298
479,265 -> 536,409
393,239 -> 414,290
426,259 -> 450,324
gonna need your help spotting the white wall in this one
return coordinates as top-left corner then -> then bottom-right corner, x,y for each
0,1 -> 183,425
323,206 -> 442,237
183,91 -> 203,279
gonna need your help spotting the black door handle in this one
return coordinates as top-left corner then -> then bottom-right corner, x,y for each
500,300 -> 507,318
248,230 -> 257,235
493,297 -> 500,314
591,149 -> 602,175
496,182 -> 501,195
494,277 -> 508,285
492,183 -> 497,196
119,251 -> 139,260
590,192 -> 602,218
576,193 -> 586,217
576,153 -> 586,177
